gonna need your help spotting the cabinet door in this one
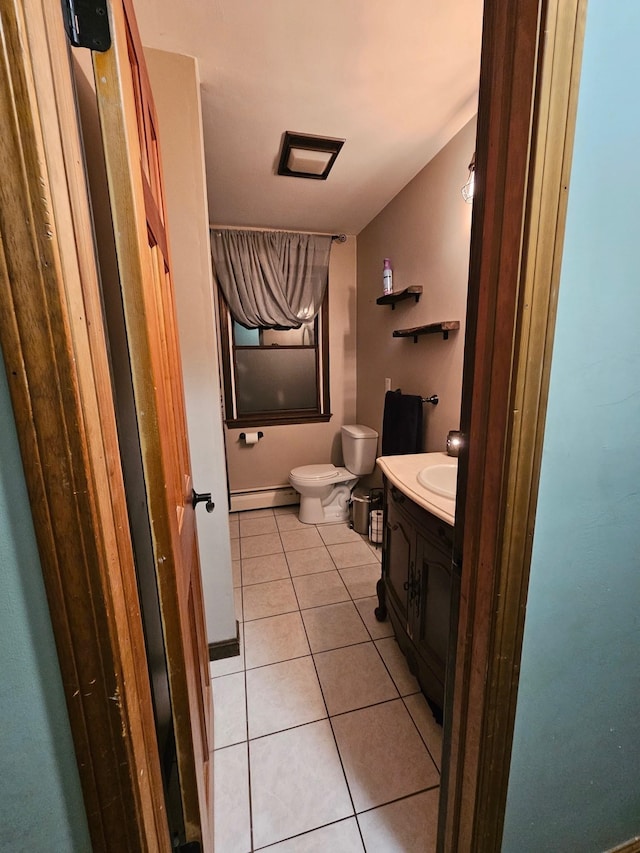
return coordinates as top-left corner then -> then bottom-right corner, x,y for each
413,532 -> 452,695
384,490 -> 414,627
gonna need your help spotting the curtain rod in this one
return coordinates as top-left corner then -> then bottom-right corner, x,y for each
209,224 -> 347,243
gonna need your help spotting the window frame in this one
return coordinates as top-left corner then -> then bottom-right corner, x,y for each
217,287 -> 331,428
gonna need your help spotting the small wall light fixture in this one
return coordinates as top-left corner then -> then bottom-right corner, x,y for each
277,131 -> 345,180
461,152 -> 476,203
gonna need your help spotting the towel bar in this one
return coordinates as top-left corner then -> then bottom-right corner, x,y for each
421,395 -> 439,405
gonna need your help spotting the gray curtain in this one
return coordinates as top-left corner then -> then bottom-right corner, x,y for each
210,229 -> 331,328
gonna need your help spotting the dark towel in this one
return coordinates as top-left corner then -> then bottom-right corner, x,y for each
381,390 -> 423,456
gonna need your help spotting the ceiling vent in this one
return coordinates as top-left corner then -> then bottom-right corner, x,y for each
277,131 -> 345,180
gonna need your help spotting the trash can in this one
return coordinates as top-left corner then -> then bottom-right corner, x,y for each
350,490 -> 371,535
369,489 -> 383,544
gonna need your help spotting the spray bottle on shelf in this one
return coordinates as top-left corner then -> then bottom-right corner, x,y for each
383,258 -> 393,295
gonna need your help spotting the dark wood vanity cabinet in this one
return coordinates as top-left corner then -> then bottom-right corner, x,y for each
376,479 -> 454,718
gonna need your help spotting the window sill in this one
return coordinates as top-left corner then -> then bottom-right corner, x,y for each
226,412 -> 333,429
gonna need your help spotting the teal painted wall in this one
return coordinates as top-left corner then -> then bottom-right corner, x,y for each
502,2 -> 640,851
0,362 -> 91,851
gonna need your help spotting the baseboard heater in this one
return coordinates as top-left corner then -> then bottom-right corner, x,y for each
230,484 -> 299,513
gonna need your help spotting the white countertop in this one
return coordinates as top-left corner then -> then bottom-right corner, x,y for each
376,451 -> 456,526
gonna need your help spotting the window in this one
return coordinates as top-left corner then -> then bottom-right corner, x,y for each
218,289 -> 331,427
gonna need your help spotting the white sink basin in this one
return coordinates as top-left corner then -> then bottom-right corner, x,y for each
416,463 -> 458,499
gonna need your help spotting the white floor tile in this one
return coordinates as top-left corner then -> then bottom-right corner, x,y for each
240,532 -> 283,559
280,527 -> 324,552
292,570 -> 350,609
273,504 -> 299,515
318,522 -> 363,545
244,611 -> 310,670
212,672 -> 247,749
242,552 -> 290,586
355,596 -> 395,640
239,514 -> 278,537
229,515 -> 240,540
327,540 -> 376,569
301,600 -> 369,653
404,692 -> 443,770
239,508 -> 275,518
234,587 -> 243,622
358,789 -> 439,853
275,512 -> 308,531
339,563 -> 381,599
209,649 -> 244,678
213,743 -> 251,853
375,637 -> 421,696
249,720 -> 353,848
285,545 -> 335,577
243,578 -> 298,621
332,699 -> 439,812
314,642 -> 398,715
246,656 -> 326,739
265,817 -> 364,852
215,521 -> 444,849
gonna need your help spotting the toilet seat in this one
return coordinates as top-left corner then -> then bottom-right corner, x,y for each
290,464 -> 338,481
290,464 -> 354,484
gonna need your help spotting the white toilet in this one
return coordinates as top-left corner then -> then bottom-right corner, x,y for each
289,424 -> 379,524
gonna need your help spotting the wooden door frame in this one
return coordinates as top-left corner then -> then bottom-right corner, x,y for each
442,0 -> 587,849
0,0 -> 587,851
0,0 -> 170,850
93,0 -> 212,846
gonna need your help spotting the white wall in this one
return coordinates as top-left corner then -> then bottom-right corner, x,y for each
502,3 -> 640,849
356,118 -> 476,478
146,49 -> 236,645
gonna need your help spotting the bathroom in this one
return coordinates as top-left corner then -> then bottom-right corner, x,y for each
6,1 -> 640,850
135,1 -> 479,848
221,123 -> 474,514
208,123 -> 475,853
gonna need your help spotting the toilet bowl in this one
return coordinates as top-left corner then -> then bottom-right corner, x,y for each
289,425 -> 378,524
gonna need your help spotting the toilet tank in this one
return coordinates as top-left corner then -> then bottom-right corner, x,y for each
341,424 -> 379,475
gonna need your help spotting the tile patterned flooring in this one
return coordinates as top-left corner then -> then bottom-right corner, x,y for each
211,506 -> 442,852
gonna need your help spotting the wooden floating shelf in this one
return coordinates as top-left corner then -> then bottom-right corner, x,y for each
376,285 -> 423,309
393,320 -> 460,343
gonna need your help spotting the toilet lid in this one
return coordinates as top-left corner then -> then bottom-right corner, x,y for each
291,464 -> 338,481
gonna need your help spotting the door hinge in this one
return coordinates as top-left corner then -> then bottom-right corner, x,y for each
61,0 -> 111,52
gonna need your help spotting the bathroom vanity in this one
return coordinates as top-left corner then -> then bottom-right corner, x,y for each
375,453 -> 457,721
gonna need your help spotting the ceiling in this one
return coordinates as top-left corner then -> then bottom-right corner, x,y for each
132,0 -> 484,235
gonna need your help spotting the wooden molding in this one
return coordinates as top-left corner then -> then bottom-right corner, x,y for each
0,0 -> 169,849
93,0 -> 213,846
607,838 -> 640,853
441,0 -> 587,850
209,621 -> 241,661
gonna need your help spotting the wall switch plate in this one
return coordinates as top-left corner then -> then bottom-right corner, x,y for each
385,377 -> 392,392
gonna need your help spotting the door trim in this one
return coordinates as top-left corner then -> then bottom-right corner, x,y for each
443,0 -> 587,849
0,0 -> 169,849
92,0 -> 213,844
